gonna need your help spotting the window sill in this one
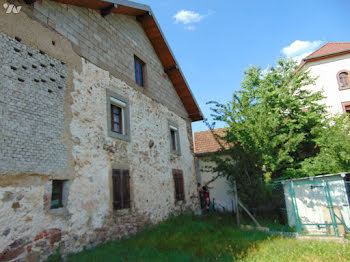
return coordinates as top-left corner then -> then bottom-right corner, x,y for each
170,151 -> 181,156
339,87 -> 350,91
48,207 -> 69,218
108,131 -> 130,142
113,208 -> 132,216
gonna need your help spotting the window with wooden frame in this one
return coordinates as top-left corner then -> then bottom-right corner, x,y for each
169,123 -> 181,155
172,169 -> 185,203
107,90 -> 130,141
134,56 -> 145,87
342,101 -> 350,114
337,70 -> 350,89
111,104 -> 123,134
50,180 -> 64,209
112,169 -> 131,210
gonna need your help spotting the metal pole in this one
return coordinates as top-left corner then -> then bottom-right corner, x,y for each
233,180 -> 240,228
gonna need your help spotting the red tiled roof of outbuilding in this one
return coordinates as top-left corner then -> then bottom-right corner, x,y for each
194,128 -> 229,155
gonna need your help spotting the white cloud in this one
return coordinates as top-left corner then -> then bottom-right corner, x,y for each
174,10 -> 204,25
281,40 -> 323,63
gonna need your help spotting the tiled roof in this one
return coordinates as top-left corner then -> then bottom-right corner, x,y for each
194,128 -> 229,155
297,42 -> 350,70
305,42 -> 350,60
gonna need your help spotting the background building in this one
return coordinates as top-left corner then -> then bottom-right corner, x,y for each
299,42 -> 350,114
194,128 -> 234,212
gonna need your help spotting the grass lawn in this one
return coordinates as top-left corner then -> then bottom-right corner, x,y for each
52,214 -> 349,262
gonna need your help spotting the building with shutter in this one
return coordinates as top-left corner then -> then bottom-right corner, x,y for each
298,42 -> 350,114
0,0 -> 203,260
194,128 -> 235,212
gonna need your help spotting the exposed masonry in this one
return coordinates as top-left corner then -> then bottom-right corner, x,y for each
0,1 -> 199,261
0,31 -> 67,175
24,0 -> 188,119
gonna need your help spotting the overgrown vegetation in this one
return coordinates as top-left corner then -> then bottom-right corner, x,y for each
206,58 -> 350,208
50,214 -> 349,262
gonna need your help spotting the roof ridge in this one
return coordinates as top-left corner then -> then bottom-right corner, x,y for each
194,127 -> 226,134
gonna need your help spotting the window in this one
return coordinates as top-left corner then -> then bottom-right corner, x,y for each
342,102 -> 350,114
134,56 -> 145,87
111,104 -> 123,134
107,90 -> 130,141
112,169 -> 131,210
172,169 -> 185,203
170,129 -> 177,151
50,180 -> 64,209
337,70 -> 350,89
169,123 -> 181,155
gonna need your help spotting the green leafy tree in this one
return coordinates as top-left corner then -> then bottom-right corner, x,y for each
206,58 -> 328,206
301,115 -> 350,176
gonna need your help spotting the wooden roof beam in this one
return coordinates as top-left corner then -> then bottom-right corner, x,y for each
101,4 -> 116,17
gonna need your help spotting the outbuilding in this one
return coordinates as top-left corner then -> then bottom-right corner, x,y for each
282,173 -> 350,237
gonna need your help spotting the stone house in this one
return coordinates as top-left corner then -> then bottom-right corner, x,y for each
194,128 -> 234,212
0,0 -> 203,260
298,42 -> 350,114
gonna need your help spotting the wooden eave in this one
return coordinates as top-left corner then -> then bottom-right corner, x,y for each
51,0 -> 203,122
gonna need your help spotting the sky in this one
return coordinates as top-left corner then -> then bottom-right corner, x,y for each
138,0 -> 350,132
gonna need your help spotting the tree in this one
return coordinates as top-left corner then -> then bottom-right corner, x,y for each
300,115 -> 350,176
206,58 -> 328,206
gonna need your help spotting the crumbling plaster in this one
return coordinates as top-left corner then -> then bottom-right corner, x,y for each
0,1 -> 200,260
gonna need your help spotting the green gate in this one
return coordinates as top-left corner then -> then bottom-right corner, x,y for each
289,180 -> 340,237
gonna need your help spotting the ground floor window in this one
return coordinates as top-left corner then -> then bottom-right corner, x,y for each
50,180 -> 66,209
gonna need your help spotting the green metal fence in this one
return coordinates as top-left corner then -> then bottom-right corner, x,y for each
289,180 -> 340,237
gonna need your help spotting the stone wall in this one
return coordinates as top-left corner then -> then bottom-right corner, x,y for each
0,0 -> 200,261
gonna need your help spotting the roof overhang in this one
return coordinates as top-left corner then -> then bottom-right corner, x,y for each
297,48 -> 350,72
48,0 -> 203,122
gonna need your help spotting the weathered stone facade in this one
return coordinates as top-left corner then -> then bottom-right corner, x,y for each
0,0 -> 201,261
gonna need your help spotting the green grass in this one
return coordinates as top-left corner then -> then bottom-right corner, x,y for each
53,214 -> 349,262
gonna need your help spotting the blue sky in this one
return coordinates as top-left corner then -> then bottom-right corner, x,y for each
139,0 -> 350,132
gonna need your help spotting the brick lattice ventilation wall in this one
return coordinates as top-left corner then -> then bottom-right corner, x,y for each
0,32 -> 67,175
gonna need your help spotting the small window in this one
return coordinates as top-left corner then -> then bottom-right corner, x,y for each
51,180 -> 64,209
111,104 -> 123,134
107,90 -> 130,141
169,123 -> 181,155
112,169 -> 131,210
173,169 -> 185,203
337,70 -> 350,89
170,129 -> 177,151
342,102 -> 350,114
134,56 -> 145,87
